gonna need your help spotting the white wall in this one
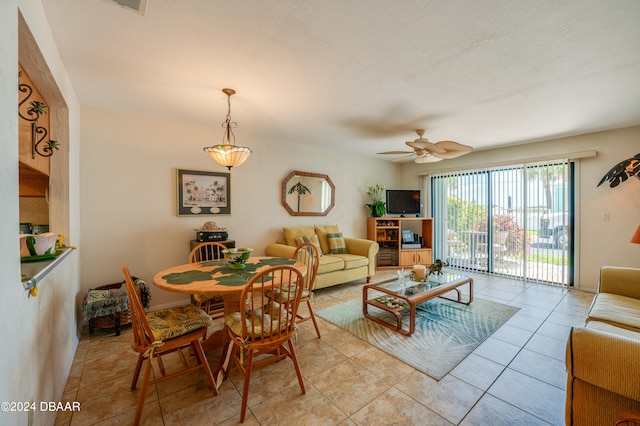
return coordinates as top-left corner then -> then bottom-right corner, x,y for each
1,1 -> 82,425
399,126 -> 640,291
79,105 -> 399,308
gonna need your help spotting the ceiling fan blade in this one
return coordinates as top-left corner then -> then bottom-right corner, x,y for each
377,150 -> 414,155
407,140 -> 448,154
392,153 -> 416,163
433,141 -> 474,159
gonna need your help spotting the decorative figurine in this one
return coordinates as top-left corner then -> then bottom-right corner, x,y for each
428,259 -> 448,276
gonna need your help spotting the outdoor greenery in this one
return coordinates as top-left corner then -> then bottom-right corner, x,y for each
447,196 -> 527,256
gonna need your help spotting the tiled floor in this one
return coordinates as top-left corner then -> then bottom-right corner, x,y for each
56,271 -> 594,425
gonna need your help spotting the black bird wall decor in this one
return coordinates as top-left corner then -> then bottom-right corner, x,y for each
597,153 -> 640,188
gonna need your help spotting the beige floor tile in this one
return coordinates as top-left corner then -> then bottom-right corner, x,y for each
320,327 -> 371,358
508,348 -> 567,389
504,311 -> 546,332
523,333 -> 566,361
227,355 -> 305,409
159,380 -> 239,425
60,272 -> 582,424
460,393 -> 550,426
309,359 -> 391,415
351,386 -> 453,426
490,324 -> 535,347
449,353 -> 505,391
294,338 -> 348,378
488,368 -> 565,425
351,346 -> 414,383
535,320 -> 573,341
472,336 -> 521,366
249,382 -> 347,426
396,373 -> 484,424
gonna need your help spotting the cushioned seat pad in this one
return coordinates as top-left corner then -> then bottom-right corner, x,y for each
225,302 -> 290,339
587,293 -> 640,332
147,305 -> 212,341
266,286 -> 310,303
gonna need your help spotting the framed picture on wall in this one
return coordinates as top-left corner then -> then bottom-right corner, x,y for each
177,169 -> 230,216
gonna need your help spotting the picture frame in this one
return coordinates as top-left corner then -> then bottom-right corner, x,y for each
177,169 -> 230,216
402,229 -> 415,243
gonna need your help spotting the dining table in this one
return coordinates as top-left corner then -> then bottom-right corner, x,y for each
153,256 -> 306,386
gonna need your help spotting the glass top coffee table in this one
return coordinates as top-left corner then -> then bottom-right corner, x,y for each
362,271 -> 473,336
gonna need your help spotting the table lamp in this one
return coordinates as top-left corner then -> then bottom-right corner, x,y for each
631,225 -> 640,244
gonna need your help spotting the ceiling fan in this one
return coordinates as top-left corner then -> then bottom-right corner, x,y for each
377,129 -> 473,163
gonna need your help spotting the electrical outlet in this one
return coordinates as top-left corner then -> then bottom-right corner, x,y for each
602,212 -> 610,221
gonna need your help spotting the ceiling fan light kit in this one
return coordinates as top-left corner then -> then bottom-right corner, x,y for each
378,129 -> 473,163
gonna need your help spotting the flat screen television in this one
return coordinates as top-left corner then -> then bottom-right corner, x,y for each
386,190 -> 421,215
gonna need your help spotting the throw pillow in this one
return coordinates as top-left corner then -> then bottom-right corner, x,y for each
283,226 -> 316,247
315,225 -> 340,254
327,232 -> 348,254
295,234 -> 323,257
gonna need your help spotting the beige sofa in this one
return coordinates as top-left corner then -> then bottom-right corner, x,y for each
265,225 -> 379,290
565,266 -> 640,425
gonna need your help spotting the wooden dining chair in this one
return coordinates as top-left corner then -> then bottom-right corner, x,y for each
122,265 -> 218,426
224,265 -> 306,423
292,242 -> 321,337
188,242 -> 227,320
266,242 -> 321,337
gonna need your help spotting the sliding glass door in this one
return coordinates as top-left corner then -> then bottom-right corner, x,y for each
431,160 -> 572,286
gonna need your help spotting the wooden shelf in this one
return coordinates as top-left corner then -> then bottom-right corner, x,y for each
368,217 -> 433,269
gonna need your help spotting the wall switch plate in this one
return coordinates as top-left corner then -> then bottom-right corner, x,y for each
602,212 -> 610,221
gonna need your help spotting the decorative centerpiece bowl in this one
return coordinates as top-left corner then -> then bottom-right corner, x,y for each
222,248 -> 253,270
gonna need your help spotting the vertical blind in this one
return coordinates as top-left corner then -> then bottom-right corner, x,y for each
430,160 -> 571,286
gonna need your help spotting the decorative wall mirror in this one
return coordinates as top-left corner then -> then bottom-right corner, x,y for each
282,170 -> 335,216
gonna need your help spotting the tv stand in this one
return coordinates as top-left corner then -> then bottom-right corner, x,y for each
367,217 -> 433,269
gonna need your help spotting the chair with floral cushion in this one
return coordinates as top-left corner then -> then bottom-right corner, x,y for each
267,242 -> 321,338
224,265 -> 305,423
188,242 -> 227,320
122,265 -> 218,426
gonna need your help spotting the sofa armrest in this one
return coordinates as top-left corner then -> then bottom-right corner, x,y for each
567,326 -> 640,402
344,238 -> 379,276
265,243 -> 296,259
599,266 -> 640,299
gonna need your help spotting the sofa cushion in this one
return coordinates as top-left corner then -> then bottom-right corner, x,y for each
331,253 -> 369,270
586,320 -> 640,341
587,293 -> 640,332
317,255 -> 345,274
295,234 -> 323,257
315,225 -> 340,254
283,226 -> 316,247
327,232 -> 348,254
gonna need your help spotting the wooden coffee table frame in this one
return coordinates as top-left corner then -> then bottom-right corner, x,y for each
362,274 -> 473,336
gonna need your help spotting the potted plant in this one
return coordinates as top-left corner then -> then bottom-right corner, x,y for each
365,183 -> 386,217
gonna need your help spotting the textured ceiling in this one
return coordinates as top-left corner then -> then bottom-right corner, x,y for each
40,0 -> 640,160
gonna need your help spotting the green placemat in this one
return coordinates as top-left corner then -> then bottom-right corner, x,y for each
162,258 -> 296,286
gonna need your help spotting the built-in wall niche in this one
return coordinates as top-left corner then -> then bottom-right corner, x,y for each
19,197 -> 49,226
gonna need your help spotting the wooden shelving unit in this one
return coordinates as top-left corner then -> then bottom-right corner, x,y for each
367,217 -> 433,270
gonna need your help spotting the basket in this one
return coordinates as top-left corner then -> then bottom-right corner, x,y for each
83,279 -> 149,336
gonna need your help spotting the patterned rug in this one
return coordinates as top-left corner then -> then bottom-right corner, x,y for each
317,295 -> 519,380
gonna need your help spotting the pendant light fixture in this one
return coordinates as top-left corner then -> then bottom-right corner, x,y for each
204,88 -> 252,170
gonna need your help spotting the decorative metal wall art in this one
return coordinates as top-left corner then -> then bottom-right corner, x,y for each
598,153 -> 640,188
18,70 -> 59,158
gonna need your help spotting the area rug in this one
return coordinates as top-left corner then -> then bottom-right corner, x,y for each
317,296 -> 519,380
